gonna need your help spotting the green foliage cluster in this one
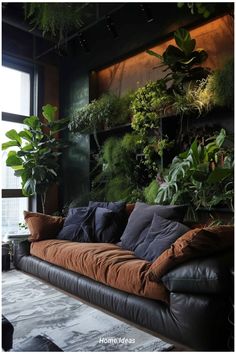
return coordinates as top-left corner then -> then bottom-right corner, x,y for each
2,104 -> 68,213
172,58 -> 234,117
155,129 -> 234,211
131,80 -> 173,137
206,58 -> 234,110
69,92 -> 133,134
173,79 -> 214,117
177,3 -> 216,18
24,3 -> 86,41
91,133 -> 148,202
177,3 -> 234,19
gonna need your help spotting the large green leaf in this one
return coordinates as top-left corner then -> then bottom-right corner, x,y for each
19,130 -> 33,142
191,49 -> 208,64
215,128 -> 226,148
32,168 -> 45,181
163,45 -> 184,65
174,28 -> 196,56
6,151 -> 23,168
5,129 -> 22,144
21,144 -> 34,152
23,116 -> 40,130
2,141 -> 19,150
188,139 -> 200,166
42,104 -> 57,122
207,168 -> 232,184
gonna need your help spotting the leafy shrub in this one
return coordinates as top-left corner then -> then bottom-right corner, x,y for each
106,176 -> 133,202
206,58 -> 234,110
91,133 -> 147,202
131,80 -> 173,137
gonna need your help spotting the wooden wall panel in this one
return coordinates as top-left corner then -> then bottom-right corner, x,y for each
97,15 -> 234,97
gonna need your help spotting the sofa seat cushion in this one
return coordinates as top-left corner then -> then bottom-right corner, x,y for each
30,240 -> 169,303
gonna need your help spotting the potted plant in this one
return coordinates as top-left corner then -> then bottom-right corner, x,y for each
2,104 -> 68,213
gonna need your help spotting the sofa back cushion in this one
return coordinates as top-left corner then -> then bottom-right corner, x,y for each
134,214 -> 189,262
147,225 -> 234,281
24,211 -> 64,242
120,202 -> 187,251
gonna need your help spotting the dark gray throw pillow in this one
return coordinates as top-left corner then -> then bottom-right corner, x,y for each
134,213 -> 190,262
93,207 -> 116,242
57,206 -> 120,243
89,201 -> 127,241
120,202 -> 187,251
57,207 -> 95,242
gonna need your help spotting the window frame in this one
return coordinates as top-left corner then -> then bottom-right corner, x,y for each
2,55 -> 37,215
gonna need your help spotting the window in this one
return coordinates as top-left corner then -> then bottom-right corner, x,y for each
1,66 -> 31,116
1,57 -> 35,237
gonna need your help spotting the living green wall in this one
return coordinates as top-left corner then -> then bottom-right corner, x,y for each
59,3 -> 232,208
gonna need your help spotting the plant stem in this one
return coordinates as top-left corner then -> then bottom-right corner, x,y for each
40,190 -> 47,214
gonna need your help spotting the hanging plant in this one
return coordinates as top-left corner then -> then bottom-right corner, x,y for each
24,3 -> 87,41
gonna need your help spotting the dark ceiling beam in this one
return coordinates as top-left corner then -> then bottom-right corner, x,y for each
35,4 -> 126,60
2,16 -> 46,40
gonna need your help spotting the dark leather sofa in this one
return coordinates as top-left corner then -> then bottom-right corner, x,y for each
14,240 -> 233,351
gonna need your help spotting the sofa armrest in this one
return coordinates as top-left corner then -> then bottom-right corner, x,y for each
162,251 -> 233,294
14,240 -> 30,268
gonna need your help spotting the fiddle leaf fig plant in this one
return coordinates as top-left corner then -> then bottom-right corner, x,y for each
2,104 -> 69,213
147,28 -> 209,90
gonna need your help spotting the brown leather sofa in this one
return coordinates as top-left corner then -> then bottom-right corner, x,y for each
14,240 -> 233,351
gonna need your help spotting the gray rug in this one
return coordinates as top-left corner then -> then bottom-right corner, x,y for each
2,270 -> 174,352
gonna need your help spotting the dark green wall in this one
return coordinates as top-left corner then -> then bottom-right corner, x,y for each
60,69 -> 90,208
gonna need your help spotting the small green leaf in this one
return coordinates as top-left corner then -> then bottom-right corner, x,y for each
5,129 -> 22,144
42,104 -> 57,122
146,49 -> 163,60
